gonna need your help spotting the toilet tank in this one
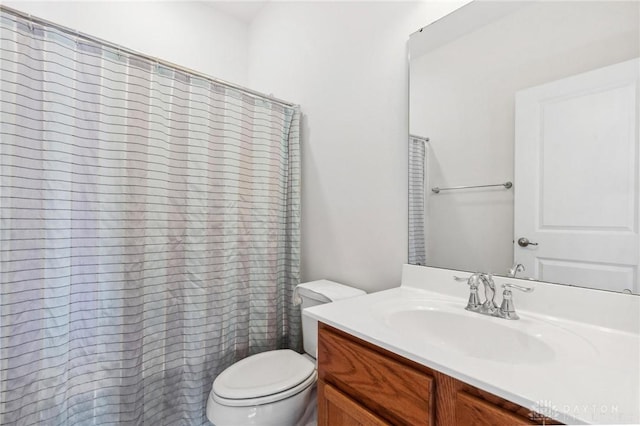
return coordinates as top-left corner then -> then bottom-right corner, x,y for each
295,280 -> 365,359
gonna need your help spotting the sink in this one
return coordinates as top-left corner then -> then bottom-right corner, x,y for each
375,297 -> 596,365
386,308 -> 556,363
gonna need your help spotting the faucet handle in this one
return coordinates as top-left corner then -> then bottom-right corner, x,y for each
503,283 -> 534,293
453,274 -> 481,289
455,274 -> 482,312
496,283 -> 534,320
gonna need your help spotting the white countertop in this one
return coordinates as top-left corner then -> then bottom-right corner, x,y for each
304,265 -> 640,425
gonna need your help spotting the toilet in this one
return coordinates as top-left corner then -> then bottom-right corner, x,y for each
206,280 -> 365,426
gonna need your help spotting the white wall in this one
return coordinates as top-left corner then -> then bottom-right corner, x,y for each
2,1 -> 250,85
248,2 -> 466,292
410,1 -> 639,276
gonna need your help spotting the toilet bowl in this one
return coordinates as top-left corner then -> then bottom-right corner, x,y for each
206,280 -> 365,426
206,350 -> 317,426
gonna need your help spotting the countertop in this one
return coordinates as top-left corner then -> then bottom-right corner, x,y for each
304,265 -> 640,425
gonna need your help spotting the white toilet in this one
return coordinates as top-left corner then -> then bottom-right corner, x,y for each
206,280 -> 365,426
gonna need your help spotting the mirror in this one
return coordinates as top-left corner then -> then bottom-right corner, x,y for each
408,1 -> 640,294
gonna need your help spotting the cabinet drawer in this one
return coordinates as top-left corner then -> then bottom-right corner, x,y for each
318,325 -> 434,425
319,381 -> 391,426
456,391 -> 535,425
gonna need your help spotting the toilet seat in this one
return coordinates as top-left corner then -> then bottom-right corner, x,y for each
212,349 -> 316,407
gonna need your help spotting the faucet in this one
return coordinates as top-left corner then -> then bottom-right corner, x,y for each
458,273 -> 533,320
464,273 -> 498,314
507,263 -> 525,278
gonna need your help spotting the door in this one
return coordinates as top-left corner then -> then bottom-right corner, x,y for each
514,58 -> 640,293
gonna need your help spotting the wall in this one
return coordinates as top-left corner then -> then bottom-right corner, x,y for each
2,1 -> 250,85
409,1 -> 639,276
247,1 -> 467,293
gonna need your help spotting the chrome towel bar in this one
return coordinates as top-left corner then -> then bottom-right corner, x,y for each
431,181 -> 512,194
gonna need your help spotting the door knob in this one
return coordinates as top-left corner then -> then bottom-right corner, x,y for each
517,237 -> 538,247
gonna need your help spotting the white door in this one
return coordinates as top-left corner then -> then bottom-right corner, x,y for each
514,58 -> 639,293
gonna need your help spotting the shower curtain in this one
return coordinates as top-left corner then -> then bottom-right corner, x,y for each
408,136 -> 426,265
0,10 -> 300,426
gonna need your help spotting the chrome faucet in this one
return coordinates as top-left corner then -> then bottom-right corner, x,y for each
465,273 -> 498,315
479,273 -> 500,315
457,273 -> 533,320
507,263 -> 525,278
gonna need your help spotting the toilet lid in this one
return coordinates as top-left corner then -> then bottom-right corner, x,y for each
213,349 -> 315,400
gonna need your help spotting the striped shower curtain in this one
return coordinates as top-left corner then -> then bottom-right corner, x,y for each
0,10 -> 300,426
408,136 -> 426,265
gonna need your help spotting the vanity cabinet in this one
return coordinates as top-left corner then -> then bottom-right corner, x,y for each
317,323 -> 561,426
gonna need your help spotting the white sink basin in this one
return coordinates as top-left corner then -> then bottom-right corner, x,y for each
374,297 -> 596,365
386,308 -> 555,363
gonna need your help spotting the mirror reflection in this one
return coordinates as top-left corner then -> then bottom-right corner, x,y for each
408,1 -> 639,294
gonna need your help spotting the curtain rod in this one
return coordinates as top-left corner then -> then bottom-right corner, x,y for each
0,4 -> 297,108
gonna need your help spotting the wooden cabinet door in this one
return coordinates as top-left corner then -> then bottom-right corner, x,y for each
318,325 -> 434,425
318,381 -> 391,426
456,392 -> 536,426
